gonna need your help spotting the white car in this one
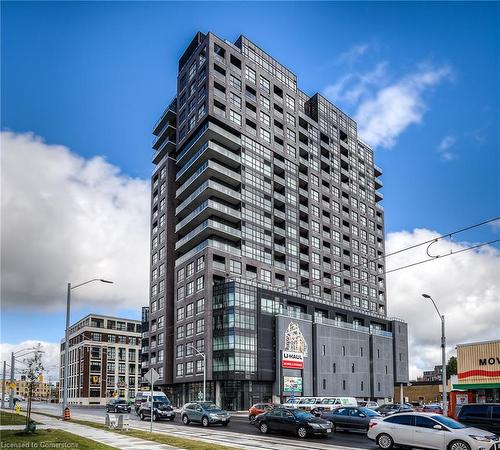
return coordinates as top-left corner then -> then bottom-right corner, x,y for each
367,412 -> 500,450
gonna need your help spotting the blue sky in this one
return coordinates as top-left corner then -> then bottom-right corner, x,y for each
2,2 -> 499,351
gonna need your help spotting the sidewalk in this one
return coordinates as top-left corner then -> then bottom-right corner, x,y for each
1,410 -> 181,450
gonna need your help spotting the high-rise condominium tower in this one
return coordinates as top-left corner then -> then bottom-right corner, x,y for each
143,32 -> 409,409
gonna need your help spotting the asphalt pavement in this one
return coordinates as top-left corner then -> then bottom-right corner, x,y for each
27,402 -> 377,450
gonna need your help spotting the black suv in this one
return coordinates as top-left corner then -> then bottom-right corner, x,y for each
106,398 -> 131,413
138,401 -> 175,421
456,403 -> 500,434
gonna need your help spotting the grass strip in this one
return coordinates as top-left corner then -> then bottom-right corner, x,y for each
32,412 -> 239,450
0,410 -> 36,425
0,429 -> 117,449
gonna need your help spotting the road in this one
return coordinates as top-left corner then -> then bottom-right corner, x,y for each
29,402 -> 377,450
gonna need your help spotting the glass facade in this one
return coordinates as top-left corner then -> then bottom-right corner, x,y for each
213,282 -> 258,379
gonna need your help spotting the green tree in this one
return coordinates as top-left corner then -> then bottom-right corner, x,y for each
22,344 -> 44,431
447,356 -> 457,378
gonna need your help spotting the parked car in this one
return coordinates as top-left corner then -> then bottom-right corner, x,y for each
106,398 -> 131,413
321,406 -> 382,432
359,401 -> 380,409
375,403 -> 413,417
457,403 -> 500,434
133,391 -> 170,414
368,412 -> 500,450
422,404 -> 443,414
254,407 -> 333,438
248,403 -> 278,424
181,402 -> 230,427
138,401 -> 175,421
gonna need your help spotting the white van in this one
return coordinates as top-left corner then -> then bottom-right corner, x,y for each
133,391 -> 169,414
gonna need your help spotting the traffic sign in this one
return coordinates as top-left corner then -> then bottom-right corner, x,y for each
144,368 -> 160,385
9,382 -> 16,390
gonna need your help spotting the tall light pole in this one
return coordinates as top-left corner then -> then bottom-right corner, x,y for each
187,344 -> 206,401
422,293 -> 447,416
62,279 -> 113,416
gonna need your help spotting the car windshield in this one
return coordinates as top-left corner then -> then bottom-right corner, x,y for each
201,403 -> 221,411
292,410 -> 315,420
153,402 -> 169,408
154,396 -> 169,403
115,400 -> 127,404
378,404 -> 394,410
360,407 -> 380,417
432,415 -> 466,429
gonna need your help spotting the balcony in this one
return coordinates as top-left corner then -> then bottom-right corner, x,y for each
152,138 -> 175,164
176,122 -> 240,167
152,123 -> 176,150
176,160 -> 240,201
175,199 -> 241,235
273,225 -> 286,236
274,209 -> 285,220
176,140 -> 240,183
175,219 -> 241,252
274,243 -> 286,254
153,98 -> 176,135
375,191 -> 384,202
374,164 -> 383,177
175,180 -> 240,218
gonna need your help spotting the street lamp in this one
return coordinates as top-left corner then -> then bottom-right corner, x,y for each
186,344 -> 205,402
422,293 -> 447,416
62,279 -> 113,416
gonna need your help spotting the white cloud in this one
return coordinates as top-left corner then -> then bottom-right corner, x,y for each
356,65 -> 452,148
1,131 -> 150,312
385,228 -> 500,380
324,62 -> 388,106
337,43 -> 371,66
323,60 -> 452,149
437,135 -> 457,161
0,341 -> 60,381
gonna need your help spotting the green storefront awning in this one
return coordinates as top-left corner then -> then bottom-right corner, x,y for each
453,383 -> 500,390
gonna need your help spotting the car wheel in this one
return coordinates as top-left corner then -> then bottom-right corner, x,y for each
153,413 -> 158,422
182,415 -> 189,425
222,422 -> 228,427
297,426 -> 308,439
333,424 -> 337,432
249,415 -> 255,424
202,416 -> 209,427
169,416 -> 175,421
259,422 -> 268,434
140,413 -> 145,421
376,433 -> 394,449
449,441 -> 471,450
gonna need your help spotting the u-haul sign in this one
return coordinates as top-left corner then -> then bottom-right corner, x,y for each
282,351 -> 304,369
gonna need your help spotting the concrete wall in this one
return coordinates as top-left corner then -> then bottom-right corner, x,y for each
392,320 -> 409,384
314,323 -> 371,398
371,334 -> 394,398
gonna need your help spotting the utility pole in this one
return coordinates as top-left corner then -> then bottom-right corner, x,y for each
1,361 -> 6,408
9,352 -> 14,409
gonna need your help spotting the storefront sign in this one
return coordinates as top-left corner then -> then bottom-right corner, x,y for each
283,376 -> 302,393
282,351 -> 304,369
456,341 -> 500,384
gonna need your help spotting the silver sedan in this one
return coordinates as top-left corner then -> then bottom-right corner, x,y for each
367,412 -> 499,450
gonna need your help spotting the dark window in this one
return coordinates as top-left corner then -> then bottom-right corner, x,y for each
385,415 -> 414,426
335,408 -> 350,416
415,416 -> 438,429
492,406 -> 500,419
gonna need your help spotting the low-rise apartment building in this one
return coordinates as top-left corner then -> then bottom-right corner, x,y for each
59,314 -> 141,405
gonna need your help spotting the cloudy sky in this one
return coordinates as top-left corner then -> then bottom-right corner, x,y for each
1,2 -> 499,380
